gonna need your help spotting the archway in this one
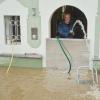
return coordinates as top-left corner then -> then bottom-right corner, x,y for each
51,5 -> 87,39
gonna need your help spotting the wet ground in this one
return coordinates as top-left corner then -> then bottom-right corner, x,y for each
0,67 -> 100,100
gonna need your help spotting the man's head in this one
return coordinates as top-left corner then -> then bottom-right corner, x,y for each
64,13 -> 71,24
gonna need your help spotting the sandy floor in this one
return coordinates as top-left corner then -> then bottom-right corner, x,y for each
0,68 -> 100,100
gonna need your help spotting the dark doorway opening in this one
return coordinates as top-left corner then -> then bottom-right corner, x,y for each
51,5 -> 87,39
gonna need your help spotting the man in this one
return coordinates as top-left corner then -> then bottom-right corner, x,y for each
57,13 -> 74,38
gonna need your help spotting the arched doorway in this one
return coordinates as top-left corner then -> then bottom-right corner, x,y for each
51,5 -> 87,39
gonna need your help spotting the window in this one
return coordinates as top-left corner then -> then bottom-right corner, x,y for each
51,5 -> 87,39
31,28 -> 38,40
4,16 -> 21,44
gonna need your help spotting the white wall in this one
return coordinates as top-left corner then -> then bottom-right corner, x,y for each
0,0 -> 43,56
39,0 -> 98,67
0,0 -> 98,67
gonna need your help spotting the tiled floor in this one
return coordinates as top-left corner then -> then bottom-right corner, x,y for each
0,68 -> 99,100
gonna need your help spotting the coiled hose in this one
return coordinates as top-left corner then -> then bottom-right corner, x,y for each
56,36 -> 72,74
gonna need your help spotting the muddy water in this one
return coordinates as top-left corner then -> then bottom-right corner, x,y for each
0,68 -> 97,100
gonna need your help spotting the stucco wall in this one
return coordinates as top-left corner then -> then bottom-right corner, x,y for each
39,0 -> 98,67
0,0 -> 99,68
0,0 -> 42,54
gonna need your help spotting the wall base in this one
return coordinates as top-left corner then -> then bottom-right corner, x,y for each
0,57 -> 42,68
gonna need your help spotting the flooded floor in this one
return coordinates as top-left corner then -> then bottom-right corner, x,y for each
0,67 -> 100,100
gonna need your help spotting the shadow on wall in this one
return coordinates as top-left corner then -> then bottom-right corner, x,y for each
51,5 -> 87,39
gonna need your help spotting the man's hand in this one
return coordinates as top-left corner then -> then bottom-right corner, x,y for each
70,30 -> 75,36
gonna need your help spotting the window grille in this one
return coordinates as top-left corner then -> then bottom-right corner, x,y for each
4,16 -> 21,45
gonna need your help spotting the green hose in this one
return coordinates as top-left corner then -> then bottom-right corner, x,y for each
56,36 -> 72,74
59,38 -> 73,61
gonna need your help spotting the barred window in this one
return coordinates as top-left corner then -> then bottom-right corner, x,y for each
4,16 -> 21,45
